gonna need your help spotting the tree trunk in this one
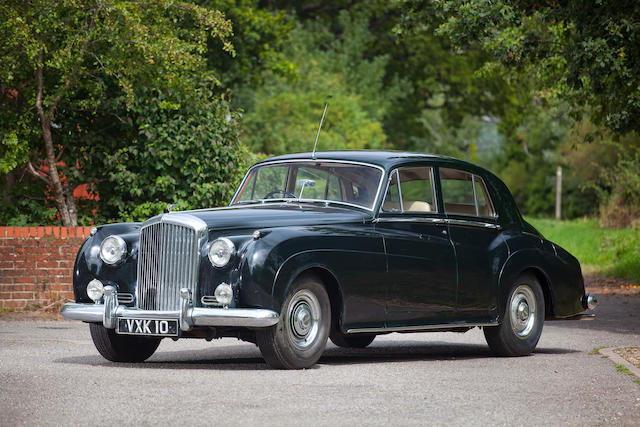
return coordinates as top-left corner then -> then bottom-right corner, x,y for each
34,49 -> 77,226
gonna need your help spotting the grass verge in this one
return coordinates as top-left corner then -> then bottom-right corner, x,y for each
526,217 -> 640,282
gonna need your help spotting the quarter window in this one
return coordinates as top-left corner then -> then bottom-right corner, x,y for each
382,167 -> 436,213
439,168 -> 495,217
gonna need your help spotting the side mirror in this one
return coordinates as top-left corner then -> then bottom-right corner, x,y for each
297,179 -> 316,188
296,179 -> 316,199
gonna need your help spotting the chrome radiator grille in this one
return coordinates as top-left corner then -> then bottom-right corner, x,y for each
136,221 -> 200,311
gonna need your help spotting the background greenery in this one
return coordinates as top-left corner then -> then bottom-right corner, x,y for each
1,1 -> 639,278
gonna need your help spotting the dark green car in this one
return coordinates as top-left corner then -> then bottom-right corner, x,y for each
62,151 -> 597,369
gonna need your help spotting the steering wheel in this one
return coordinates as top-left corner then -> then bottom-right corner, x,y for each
263,190 -> 297,199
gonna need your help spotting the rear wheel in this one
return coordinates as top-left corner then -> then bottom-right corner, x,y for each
484,274 -> 545,357
256,274 -> 330,369
89,323 -> 161,362
330,330 -> 375,348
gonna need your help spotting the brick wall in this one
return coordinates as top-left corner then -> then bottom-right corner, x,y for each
0,227 -> 92,312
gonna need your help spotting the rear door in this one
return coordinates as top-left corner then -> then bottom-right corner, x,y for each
438,167 -> 509,322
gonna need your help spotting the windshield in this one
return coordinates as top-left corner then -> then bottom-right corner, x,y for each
232,161 -> 384,210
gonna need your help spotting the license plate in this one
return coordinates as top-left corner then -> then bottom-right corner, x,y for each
117,318 -> 178,337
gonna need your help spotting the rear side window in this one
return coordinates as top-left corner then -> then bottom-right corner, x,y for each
440,168 -> 495,217
382,167 -> 436,213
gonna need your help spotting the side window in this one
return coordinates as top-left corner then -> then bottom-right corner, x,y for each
440,168 -> 495,217
398,167 -> 436,213
382,171 -> 401,212
382,167 -> 436,213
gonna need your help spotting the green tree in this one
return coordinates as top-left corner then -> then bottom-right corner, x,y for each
426,0 -> 640,135
241,12 -> 406,155
0,0 -> 235,225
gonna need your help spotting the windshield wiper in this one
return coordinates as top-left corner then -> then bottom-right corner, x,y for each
232,200 -> 261,205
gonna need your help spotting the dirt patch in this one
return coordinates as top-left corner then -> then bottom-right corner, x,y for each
584,274 -> 640,295
0,311 -> 63,321
614,347 -> 640,369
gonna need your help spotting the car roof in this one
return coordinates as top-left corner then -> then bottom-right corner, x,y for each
257,150 -> 486,173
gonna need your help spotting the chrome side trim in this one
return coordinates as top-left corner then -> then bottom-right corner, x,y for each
373,216 -> 500,229
230,159 -> 386,212
346,322 -> 498,334
373,217 -> 447,224
445,219 -> 501,229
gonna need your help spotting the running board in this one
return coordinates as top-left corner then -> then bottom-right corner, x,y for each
346,322 -> 498,334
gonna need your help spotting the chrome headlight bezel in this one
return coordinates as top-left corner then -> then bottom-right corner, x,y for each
99,235 -> 127,265
208,237 -> 236,268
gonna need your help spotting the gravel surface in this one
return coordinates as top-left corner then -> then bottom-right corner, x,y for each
1,294 -> 639,426
614,347 -> 640,369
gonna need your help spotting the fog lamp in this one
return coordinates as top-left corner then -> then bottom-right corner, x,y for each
87,279 -> 104,302
215,283 -> 233,306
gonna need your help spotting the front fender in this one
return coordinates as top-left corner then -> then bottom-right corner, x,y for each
237,225 -> 386,329
73,223 -> 141,302
271,250 -> 342,306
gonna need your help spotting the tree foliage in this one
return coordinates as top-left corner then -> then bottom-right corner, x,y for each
0,0 -> 244,225
241,12 -> 405,155
427,0 -> 640,135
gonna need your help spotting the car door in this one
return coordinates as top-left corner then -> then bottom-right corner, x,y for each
374,165 -> 458,327
439,167 -> 509,322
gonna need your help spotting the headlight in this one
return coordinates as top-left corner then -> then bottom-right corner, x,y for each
99,235 -> 127,265
86,279 -> 104,302
215,283 -> 233,306
208,238 -> 235,268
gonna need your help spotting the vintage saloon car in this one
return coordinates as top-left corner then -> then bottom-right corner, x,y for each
62,151 -> 597,369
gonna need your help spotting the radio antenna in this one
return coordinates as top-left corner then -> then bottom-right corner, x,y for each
312,103 -> 328,160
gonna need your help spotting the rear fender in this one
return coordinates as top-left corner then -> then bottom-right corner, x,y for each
497,249 -> 554,321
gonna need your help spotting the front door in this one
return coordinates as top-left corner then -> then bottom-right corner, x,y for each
375,166 -> 458,326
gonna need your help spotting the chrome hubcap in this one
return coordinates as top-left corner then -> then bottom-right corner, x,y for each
287,289 -> 320,350
510,285 -> 537,338
292,303 -> 312,336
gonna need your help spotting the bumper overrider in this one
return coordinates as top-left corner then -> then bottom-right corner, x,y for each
61,285 -> 280,332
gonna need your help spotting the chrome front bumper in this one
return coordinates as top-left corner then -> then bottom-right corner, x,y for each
61,286 -> 279,331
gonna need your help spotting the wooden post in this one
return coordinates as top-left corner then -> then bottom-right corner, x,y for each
555,166 -> 562,220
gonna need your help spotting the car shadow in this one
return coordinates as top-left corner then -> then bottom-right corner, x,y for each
53,341 -> 577,371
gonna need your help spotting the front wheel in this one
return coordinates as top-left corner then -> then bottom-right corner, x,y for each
484,274 -> 545,357
89,323 -> 161,362
256,274 -> 330,369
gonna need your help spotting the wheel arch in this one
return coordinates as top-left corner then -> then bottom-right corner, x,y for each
271,252 -> 344,320
519,267 -> 554,317
498,250 -> 556,320
297,267 -> 344,335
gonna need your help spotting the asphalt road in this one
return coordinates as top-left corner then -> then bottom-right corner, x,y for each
1,294 -> 639,426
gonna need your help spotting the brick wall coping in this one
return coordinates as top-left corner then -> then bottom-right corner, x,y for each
0,226 -> 92,239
